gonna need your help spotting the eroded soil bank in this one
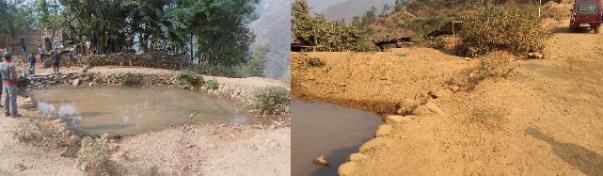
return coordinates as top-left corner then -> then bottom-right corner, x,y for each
292,21 -> 603,175
0,66 -> 291,176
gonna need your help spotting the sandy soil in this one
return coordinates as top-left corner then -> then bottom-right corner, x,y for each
0,66 -> 291,176
293,20 -> 603,175
292,48 -> 477,114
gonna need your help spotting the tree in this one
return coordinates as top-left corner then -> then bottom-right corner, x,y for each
395,0 -> 404,12
381,4 -> 391,17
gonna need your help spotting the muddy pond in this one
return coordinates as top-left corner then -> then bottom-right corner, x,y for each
31,87 -> 253,136
292,99 -> 382,176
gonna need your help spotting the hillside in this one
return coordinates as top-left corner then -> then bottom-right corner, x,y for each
249,0 -> 292,79
321,0 -> 395,22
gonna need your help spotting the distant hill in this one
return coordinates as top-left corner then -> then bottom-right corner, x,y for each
321,0 -> 395,22
249,0 -> 291,79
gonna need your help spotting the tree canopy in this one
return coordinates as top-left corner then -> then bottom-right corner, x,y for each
12,0 -> 261,68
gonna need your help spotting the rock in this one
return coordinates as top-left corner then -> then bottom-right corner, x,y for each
385,115 -> 411,125
397,98 -> 418,114
20,97 -> 35,109
349,153 -> 368,162
359,138 -> 392,152
338,162 -> 358,176
528,52 -> 544,59
313,155 -> 329,167
14,164 -> 27,171
375,124 -> 393,137
72,79 -> 81,86
413,101 -> 444,116
451,85 -> 460,92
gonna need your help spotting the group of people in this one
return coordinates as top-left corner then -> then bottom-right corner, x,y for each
34,46 -> 63,75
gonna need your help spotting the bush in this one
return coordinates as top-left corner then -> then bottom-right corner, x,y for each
13,119 -> 76,147
174,70 -> 200,89
459,5 -> 549,57
447,51 -> 518,90
76,137 -> 110,176
308,57 -> 325,67
205,79 -> 219,90
254,86 -> 291,114
116,73 -> 141,87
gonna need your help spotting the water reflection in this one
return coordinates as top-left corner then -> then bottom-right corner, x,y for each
32,87 -> 252,136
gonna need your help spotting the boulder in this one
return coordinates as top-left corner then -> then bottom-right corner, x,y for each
375,124 -> 393,137
359,138 -> 392,152
72,79 -> 81,86
413,101 -> 444,116
338,162 -> 358,176
385,115 -> 411,125
313,155 -> 329,167
349,153 -> 368,162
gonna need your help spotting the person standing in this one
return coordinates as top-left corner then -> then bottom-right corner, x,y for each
38,45 -> 45,62
52,51 -> 60,74
28,52 -> 36,76
0,52 -> 21,117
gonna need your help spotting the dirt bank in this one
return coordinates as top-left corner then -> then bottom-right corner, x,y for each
292,48 -> 477,114
32,66 -> 287,105
293,19 -> 603,175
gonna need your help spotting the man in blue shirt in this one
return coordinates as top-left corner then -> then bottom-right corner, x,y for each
28,52 -> 36,76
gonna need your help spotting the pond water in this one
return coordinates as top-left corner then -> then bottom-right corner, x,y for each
31,87 -> 252,136
292,99 -> 382,176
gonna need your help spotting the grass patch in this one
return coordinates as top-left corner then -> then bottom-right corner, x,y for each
116,73 -> 141,87
467,107 -> 509,130
76,137 -> 110,176
447,51 -> 518,90
174,70 -> 200,89
459,5 -> 549,57
307,57 -> 325,67
204,79 -> 219,90
253,86 -> 291,114
13,118 -> 76,148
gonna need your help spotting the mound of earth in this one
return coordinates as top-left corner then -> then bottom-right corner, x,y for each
292,47 -> 477,114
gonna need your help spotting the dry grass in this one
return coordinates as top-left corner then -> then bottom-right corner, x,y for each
447,51 -> 518,90
466,107 -> 509,130
76,137 -> 111,176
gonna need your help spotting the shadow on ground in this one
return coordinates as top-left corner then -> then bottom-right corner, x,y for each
526,127 -> 603,176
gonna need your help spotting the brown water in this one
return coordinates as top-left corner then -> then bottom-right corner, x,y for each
292,99 -> 382,176
32,87 -> 252,136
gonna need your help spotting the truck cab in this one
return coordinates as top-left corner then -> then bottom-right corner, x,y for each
570,0 -> 603,33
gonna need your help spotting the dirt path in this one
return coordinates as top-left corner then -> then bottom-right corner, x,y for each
339,21 -> 603,175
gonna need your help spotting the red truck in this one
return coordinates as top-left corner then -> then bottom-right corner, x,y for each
570,0 -> 603,33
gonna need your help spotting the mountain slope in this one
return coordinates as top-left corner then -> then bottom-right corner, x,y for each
321,0 -> 395,22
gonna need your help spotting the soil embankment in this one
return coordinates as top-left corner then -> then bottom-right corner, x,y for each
293,20 -> 603,175
292,48 -> 477,114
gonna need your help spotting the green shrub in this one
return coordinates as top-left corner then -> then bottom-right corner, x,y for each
308,57 -> 325,67
459,5 -> 549,57
254,86 -> 291,114
174,70 -> 200,89
205,79 -> 219,90
76,137 -> 110,175
117,73 -> 141,86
